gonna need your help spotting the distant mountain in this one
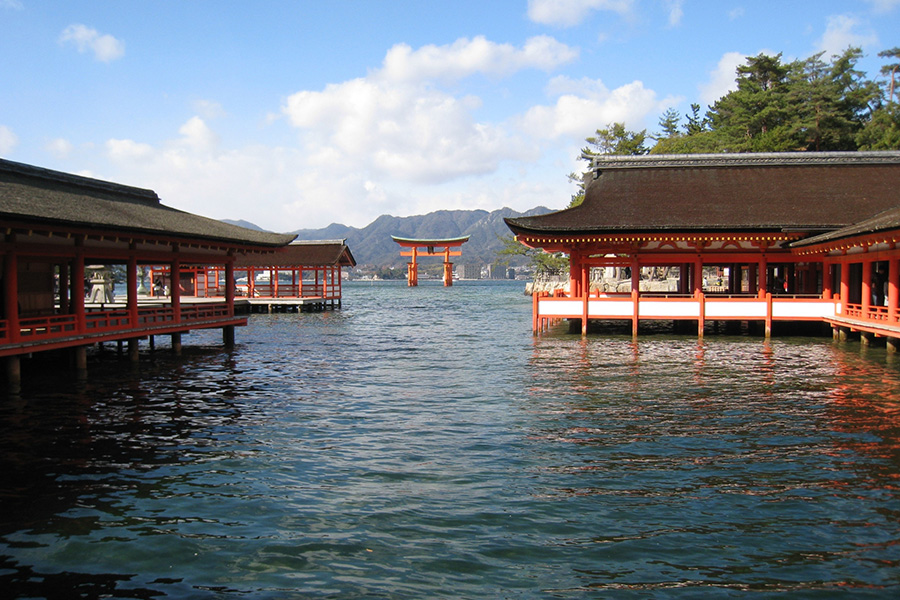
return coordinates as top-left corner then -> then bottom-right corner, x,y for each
289,206 -> 555,267
223,206 -> 555,267
221,219 -> 266,231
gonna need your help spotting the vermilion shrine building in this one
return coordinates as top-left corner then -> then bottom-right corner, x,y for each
506,152 -> 900,346
0,158 -> 295,386
149,240 -> 356,312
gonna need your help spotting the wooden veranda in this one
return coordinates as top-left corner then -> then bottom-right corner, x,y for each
0,158 -> 295,387
506,152 -> 900,342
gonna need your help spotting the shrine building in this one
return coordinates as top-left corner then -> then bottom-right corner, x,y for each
0,158 -> 296,387
149,239 -> 356,312
505,151 -> 900,344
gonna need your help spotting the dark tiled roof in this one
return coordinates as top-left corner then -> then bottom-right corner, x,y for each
505,152 -> 900,237
0,158 -> 296,247
234,240 -> 357,267
792,205 -> 900,247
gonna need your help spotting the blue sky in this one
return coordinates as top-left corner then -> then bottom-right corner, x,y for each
2,1 -> 899,231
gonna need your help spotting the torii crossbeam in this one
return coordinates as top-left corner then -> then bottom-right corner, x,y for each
391,236 -> 470,287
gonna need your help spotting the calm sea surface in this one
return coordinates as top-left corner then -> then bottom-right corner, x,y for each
1,280 -> 899,599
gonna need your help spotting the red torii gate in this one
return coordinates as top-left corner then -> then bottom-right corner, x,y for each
391,236 -> 469,287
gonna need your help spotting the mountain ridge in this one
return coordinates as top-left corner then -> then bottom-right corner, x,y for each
224,206 -> 555,267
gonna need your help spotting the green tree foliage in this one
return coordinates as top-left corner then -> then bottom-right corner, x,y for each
646,47 -> 898,155
582,122 -> 650,157
496,234 -> 568,275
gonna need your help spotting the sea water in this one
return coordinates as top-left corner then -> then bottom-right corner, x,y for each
0,280 -> 898,598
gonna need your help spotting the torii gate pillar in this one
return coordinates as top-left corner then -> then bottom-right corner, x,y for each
391,236 -> 470,287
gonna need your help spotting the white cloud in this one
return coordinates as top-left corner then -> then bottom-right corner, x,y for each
1,0 -> 23,9
380,35 -> 578,83
285,77 -> 523,184
527,0 -> 635,27
864,0 -> 900,13
698,51 -> 745,107
106,138 -> 154,161
177,117 -> 219,152
59,24 -> 125,62
192,99 -> 227,120
0,125 -> 18,155
815,15 -> 879,58
520,77 -> 674,138
728,7 -> 745,20
83,35 -> 670,231
663,0 -> 684,27
282,36 -> 576,186
46,138 -> 73,159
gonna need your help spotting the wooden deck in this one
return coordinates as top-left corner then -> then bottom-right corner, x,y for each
532,291 -> 900,341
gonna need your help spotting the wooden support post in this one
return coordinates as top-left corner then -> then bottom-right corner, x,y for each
861,331 -> 874,346
74,345 -> 87,379
888,337 -> 899,353
128,338 -> 140,362
224,325 -> 235,347
765,292 -> 773,338
6,356 -> 21,392
172,332 -> 182,356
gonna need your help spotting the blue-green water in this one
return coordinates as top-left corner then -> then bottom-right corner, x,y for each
1,280 -> 899,598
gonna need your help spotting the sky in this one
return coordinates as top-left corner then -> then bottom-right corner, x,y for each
2,1 -> 900,232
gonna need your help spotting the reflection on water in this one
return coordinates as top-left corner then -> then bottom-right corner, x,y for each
0,281 -> 899,598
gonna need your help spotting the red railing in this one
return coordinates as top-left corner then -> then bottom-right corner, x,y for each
0,302 -> 236,347
843,303 -> 899,326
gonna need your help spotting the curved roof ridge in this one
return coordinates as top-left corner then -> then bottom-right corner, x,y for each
586,151 -> 900,171
0,157 -> 160,205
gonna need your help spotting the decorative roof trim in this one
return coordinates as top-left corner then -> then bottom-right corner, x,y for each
584,151 -> 900,173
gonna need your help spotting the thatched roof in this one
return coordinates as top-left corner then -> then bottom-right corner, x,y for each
505,152 -> 900,238
0,158 -> 296,248
792,205 -> 900,247
234,240 -> 356,267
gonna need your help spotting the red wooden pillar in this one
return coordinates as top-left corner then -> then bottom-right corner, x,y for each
407,247 -> 418,287
225,258 -> 235,312
840,261 -> 850,315
822,260 -> 833,300
694,256 -> 704,337
172,256 -> 182,323
581,260 -> 590,335
4,246 -> 19,343
73,238 -> 85,333
758,256 -> 768,299
862,259 -> 872,315
127,251 -> 139,327
889,258 -> 899,324
58,261 -> 70,314
631,255 -> 640,337
569,251 -> 580,298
